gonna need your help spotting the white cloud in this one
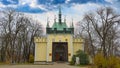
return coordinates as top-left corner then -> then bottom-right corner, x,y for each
65,0 -> 70,3
71,3 -> 101,13
0,2 -> 17,9
27,11 -> 57,27
19,0 -> 38,7
30,4 -> 48,11
7,0 -> 16,4
104,0 -> 120,13
62,3 -> 103,26
0,2 -> 5,8
19,0 -> 33,5
25,11 -> 58,34
19,0 -> 48,11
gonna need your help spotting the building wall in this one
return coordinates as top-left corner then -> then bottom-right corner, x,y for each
34,37 -> 47,62
34,35 -> 84,62
73,38 -> 84,55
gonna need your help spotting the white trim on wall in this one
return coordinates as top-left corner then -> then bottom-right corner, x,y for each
71,35 -> 73,59
46,34 -> 49,62
34,42 -> 37,61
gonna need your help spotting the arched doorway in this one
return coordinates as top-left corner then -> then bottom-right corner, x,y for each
52,42 -> 68,62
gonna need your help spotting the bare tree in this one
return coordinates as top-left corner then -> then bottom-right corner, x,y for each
0,9 -> 43,63
77,7 -> 120,58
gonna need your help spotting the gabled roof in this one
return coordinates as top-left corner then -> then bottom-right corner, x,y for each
52,22 -> 68,31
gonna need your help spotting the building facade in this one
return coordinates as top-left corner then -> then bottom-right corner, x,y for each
34,8 -> 84,63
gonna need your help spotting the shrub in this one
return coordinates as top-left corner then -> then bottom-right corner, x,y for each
94,53 -> 120,68
94,53 -> 107,68
70,60 -> 75,65
107,56 -> 116,68
117,58 -> 120,68
107,56 -> 120,68
76,50 -> 89,65
70,50 -> 89,65
70,55 -> 76,65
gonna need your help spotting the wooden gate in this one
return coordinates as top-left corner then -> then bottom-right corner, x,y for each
52,42 -> 68,62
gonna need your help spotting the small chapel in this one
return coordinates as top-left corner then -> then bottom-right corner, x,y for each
34,7 -> 84,63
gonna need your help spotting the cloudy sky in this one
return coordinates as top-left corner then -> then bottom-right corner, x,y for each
0,0 -> 120,28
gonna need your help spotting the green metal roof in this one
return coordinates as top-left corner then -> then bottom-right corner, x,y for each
52,22 -> 68,31
46,6 -> 74,34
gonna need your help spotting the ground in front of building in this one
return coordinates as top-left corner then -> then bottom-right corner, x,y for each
0,63 -> 88,68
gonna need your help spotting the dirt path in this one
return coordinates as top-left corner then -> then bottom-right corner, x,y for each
0,63 -> 88,68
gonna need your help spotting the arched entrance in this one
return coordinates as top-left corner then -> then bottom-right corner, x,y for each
52,42 -> 68,62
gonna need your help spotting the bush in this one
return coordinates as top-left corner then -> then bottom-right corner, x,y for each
94,53 -> 120,68
70,60 -> 75,65
107,56 -> 120,68
70,50 -> 89,65
94,53 -> 107,68
29,54 -> 34,63
76,50 -> 89,65
70,55 -> 76,65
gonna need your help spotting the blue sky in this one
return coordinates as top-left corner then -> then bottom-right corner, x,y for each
0,0 -> 120,27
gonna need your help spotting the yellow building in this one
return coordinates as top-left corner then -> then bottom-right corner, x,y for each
34,8 -> 84,63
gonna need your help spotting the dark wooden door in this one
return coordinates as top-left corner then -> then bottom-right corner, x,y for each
52,42 -> 68,62
55,53 -> 60,61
